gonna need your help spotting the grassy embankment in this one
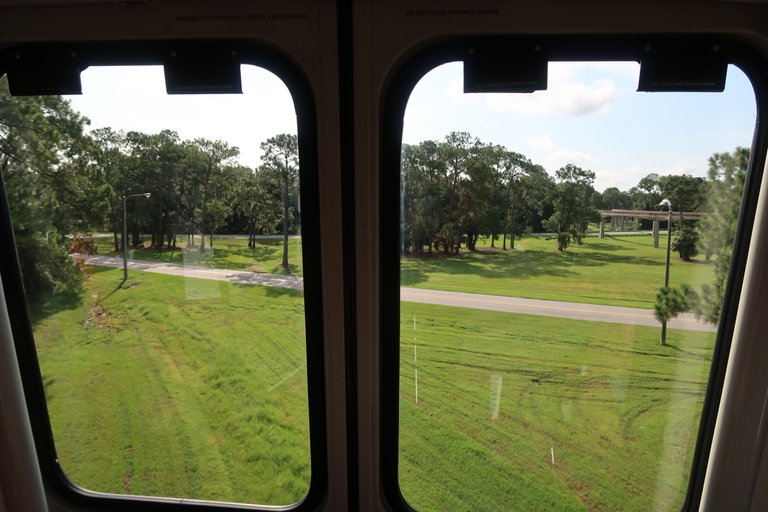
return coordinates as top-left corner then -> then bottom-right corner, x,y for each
402,234 -> 712,309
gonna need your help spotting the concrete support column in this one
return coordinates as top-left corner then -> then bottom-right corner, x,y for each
599,219 -> 605,239
653,220 -> 659,248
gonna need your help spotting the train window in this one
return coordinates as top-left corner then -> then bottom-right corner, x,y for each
1,52 -> 325,508
388,53 -> 757,511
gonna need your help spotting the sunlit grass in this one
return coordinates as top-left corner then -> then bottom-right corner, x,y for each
89,236 -> 303,275
32,267 -> 310,504
401,234 -> 713,309
399,301 -> 714,512
31,265 -> 715,509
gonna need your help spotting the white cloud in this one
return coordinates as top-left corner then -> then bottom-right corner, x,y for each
485,78 -> 617,116
436,62 -> 628,116
523,135 -> 597,172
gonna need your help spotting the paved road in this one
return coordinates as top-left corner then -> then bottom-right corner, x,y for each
401,288 -> 714,332
73,255 -> 303,289
73,255 -> 715,333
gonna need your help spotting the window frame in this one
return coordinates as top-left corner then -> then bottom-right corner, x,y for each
378,35 -> 768,512
0,40 -> 328,512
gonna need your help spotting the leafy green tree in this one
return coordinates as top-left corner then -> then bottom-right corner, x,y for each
459,141 -> 498,250
659,174 -> 706,224
654,285 -> 696,345
401,140 -> 445,255
189,138 -> 239,251
437,131 -> 480,254
232,166 -> 282,247
496,150 -> 550,250
695,147 -> 749,324
261,134 -> 299,269
672,223 -> 699,261
545,164 -> 597,251
0,77 -> 90,296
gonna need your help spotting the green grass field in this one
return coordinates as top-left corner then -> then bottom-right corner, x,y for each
401,234 -> 713,309
89,235 -> 303,275
29,233 -> 718,508
32,267 -> 310,505
399,302 -> 714,512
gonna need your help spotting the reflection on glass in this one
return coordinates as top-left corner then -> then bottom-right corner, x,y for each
398,62 -> 754,511
1,65 -> 310,505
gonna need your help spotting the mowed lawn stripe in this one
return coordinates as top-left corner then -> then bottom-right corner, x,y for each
399,301 -> 713,511
32,267 -> 311,505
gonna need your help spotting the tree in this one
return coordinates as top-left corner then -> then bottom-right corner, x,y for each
659,174 -> 706,223
654,285 -> 696,345
1,77 -> 90,296
672,223 -> 699,261
437,131 -> 478,254
232,166 -> 282,247
261,134 -> 299,270
545,164 -> 597,251
189,138 -> 239,251
401,140 -> 445,255
695,147 -> 749,324
497,150 -> 550,250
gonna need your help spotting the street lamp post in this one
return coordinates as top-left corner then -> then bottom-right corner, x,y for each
123,193 -> 151,281
659,198 -> 673,345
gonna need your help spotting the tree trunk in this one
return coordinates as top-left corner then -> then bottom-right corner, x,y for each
466,232 -> 475,251
282,177 -> 289,269
113,232 -> 119,252
510,231 -> 516,250
502,231 -> 507,251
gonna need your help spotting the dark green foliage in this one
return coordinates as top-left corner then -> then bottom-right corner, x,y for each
659,174 -> 707,223
401,133 -> 552,255
695,147 -> 749,324
654,285 -> 695,324
1,77 -> 89,296
260,134 -> 299,269
544,164 -> 597,251
672,223 -> 699,261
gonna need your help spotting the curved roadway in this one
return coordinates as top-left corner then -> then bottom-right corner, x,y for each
73,255 -> 715,333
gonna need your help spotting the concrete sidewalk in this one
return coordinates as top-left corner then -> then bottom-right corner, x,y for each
73,254 -> 716,332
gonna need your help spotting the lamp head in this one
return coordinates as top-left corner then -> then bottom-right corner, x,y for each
145,193 -> 151,198
659,198 -> 672,209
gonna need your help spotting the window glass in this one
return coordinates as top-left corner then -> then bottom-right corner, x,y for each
2,65 -> 311,505
398,61 -> 755,511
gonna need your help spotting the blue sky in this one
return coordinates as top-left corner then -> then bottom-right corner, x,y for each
404,62 -> 756,191
68,61 -> 757,192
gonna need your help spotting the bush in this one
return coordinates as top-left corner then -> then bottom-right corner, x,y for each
654,285 -> 697,324
672,223 -> 699,261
